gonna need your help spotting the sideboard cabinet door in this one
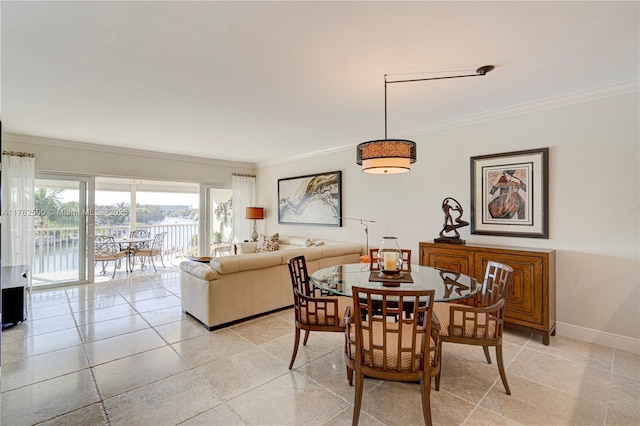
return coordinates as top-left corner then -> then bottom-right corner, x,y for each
419,241 -> 556,345
421,247 -> 473,275
474,252 -> 544,327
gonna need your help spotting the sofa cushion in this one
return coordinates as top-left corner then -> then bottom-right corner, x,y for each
257,233 -> 279,252
211,252 -> 281,274
288,236 -> 309,247
278,247 -> 323,264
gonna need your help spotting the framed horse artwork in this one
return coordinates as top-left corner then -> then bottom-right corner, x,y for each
470,148 -> 549,238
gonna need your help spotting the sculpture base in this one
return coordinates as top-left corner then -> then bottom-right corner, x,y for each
434,237 -> 466,245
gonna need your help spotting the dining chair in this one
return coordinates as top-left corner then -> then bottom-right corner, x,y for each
94,236 -> 127,278
344,286 -> 441,426
287,255 -> 352,369
433,261 -> 513,394
132,232 -> 167,271
369,248 -> 412,272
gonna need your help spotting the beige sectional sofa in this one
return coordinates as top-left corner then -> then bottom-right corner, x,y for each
180,236 -> 361,330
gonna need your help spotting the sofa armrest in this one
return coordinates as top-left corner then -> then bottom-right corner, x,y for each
236,242 -> 258,254
179,260 -> 219,281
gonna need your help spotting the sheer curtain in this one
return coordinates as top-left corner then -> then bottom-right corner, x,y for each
1,152 -> 36,269
232,174 -> 256,243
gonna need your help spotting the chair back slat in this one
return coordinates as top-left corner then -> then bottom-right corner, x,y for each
287,255 -> 312,296
95,236 -> 118,256
130,229 -> 149,238
481,261 -> 512,307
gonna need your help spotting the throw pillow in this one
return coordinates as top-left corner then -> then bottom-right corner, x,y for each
312,240 -> 325,246
305,238 -> 313,247
257,233 -> 279,252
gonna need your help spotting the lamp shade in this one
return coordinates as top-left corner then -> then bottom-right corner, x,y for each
245,207 -> 264,220
356,139 -> 417,174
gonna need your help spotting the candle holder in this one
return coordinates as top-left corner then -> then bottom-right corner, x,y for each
377,236 -> 403,279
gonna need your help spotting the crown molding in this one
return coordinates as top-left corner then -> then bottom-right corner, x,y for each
396,79 -> 640,137
258,80 -> 639,168
258,143 -> 353,168
2,133 -> 256,169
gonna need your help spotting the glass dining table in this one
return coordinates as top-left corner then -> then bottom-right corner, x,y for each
310,263 -> 482,302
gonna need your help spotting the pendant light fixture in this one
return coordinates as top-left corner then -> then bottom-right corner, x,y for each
357,65 -> 495,174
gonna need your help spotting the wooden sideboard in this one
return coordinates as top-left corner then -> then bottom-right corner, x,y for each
419,241 -> 556,345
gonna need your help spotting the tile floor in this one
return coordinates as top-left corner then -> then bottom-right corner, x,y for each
1,266 -> 639,425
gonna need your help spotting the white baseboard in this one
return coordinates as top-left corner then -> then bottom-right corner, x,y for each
556,322 -> 640,354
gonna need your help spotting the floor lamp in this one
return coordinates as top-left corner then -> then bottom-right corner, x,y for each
335,216 -> 375,263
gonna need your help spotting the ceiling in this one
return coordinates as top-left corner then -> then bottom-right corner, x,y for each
1,1 -> 638,165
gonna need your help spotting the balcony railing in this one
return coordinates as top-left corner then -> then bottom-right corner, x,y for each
33,223 -> 199,282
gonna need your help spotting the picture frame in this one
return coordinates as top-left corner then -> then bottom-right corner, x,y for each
278,170 -> 342,226
470,148 -> 549,238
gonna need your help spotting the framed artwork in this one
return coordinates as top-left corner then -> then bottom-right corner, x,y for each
470,148 -> 549,238
278,170 -> 342,226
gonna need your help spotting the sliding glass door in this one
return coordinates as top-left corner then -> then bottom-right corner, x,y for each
203,186 -> 233,256
32,175 -> 93,287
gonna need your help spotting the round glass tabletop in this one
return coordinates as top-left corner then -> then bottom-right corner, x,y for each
310,263 -> 481,302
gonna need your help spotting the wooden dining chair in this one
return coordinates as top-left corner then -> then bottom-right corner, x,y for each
132,232 -> 167,271
95,236 -> 126,278
369,248 -> 412,272
344,286 -> 441,426
287,255 -> 352,369
433,261 -> 513,394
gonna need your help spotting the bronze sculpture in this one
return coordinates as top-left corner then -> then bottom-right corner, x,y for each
434,197 -> 468,244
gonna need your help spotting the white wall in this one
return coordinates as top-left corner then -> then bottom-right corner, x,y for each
257,92 -> 640,348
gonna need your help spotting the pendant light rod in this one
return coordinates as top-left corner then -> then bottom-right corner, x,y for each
383,65 -> 494,138
358,65 -> 494,174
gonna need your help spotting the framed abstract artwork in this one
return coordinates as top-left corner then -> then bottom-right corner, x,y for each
470,148 -> 549,238
278,170 -> 342,226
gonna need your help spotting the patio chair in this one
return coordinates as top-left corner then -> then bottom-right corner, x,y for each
95,236 -> 126,278
132,232 -> 167,271
213,232 -> 235,257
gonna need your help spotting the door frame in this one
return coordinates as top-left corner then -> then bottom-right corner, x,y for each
34,173 -> 95,287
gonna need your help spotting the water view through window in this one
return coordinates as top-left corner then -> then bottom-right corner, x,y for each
32,179 -> 201,286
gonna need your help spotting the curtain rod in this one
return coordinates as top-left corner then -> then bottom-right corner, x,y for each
232,173 -> 256,178
3,150 -> 35,158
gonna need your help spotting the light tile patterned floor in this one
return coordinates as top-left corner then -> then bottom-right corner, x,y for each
1,266 -> 639,425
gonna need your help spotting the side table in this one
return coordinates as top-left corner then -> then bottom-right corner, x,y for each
2,265 -> 30,328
